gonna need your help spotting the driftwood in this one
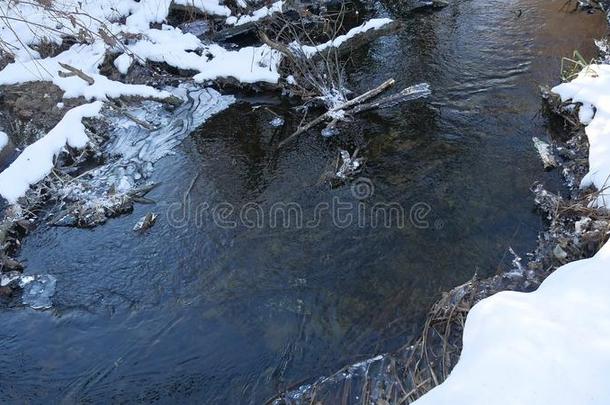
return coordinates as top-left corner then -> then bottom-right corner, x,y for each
352,83 -> 432,114
57,62 -> 95,85
278,80 -> 431,148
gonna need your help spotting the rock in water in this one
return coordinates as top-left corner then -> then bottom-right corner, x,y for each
133,212 -> 158,233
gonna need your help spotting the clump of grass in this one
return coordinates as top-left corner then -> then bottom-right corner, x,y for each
561,50 -> 596,81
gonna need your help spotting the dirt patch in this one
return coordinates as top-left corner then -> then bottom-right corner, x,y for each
0,82 -> 85,147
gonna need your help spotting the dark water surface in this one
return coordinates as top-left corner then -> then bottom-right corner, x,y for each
2,0 -> 606,403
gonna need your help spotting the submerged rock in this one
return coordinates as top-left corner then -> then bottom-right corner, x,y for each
133,212 -> 158,233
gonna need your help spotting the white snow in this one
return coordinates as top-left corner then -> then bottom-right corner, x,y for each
296,18 -> 394,58
226,1 -> 283,26
552,64 -> 610,205
414,241 -> 610,405
0,131 -> 8,151
174,0 -> 231,16
113,25 -> 202,74
193,44 -> 281,84
415,63 -> 610,405
0,0 -> 230,60
579,102 -> 595,125
0,102 -> 103,203
111,26 -> 282,84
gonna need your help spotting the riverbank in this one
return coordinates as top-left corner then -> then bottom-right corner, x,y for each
414,53 -> 610,405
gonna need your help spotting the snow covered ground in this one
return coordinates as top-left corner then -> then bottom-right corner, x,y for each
0,0 -> 394,204
414,65 -> 610,404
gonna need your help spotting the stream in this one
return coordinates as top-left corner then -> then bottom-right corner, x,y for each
1,0 -> 607,403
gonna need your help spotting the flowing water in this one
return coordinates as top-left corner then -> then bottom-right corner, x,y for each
1,0 -> 607,403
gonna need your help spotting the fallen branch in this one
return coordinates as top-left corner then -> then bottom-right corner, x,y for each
278,78 -> 395,147
57,62 -> 94,85
351,83 -> 432,114
104,100 -> 156,130
279,80 -> 431,148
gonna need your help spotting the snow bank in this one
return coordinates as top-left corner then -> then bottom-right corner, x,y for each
553,64 -> 610,206
0,102 -> 103,203
0,0 -> 230,59
0,0 -> 272,89
414,242 -> 610,405
415,63 -> 610,405
0,0 -> 391,88
0,0 -> 129,61
113,27 -> 282,84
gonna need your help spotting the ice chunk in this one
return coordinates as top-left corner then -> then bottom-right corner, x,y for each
20,274 -> 57,310
0,131 -> 8,151
270,117 -> 285,127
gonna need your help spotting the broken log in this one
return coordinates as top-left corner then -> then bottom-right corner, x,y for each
313,20 -> 402,61
259,20 -> 401,62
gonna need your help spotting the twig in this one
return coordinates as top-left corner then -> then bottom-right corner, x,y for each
104,100 -> 156,130
57,62 -> 94,85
